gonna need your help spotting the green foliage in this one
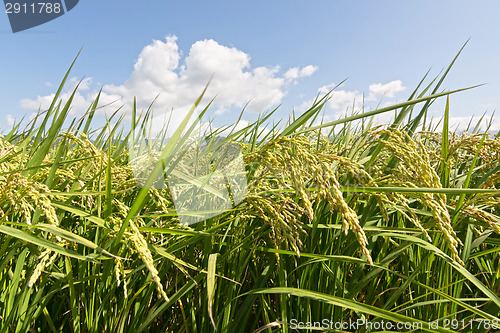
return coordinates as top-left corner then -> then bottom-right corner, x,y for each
0,49 -> 499,332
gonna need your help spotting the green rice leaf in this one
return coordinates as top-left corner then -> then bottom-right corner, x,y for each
207,253 -> 218,331
244,287 -> 457,333
34,224 -> 120,259
0,225 -> 99,262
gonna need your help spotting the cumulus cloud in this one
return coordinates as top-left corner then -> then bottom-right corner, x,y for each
20,94 -> 55,112
367,80 -> 405,99
301,80 -> 500,134
19,77 -> 122,117
299,80 -> 406,117
19,36 -> 317,123
329,80 -> 405,111
218,119 -> 250,137
285,65 -> 318,82
6,114 -> 15,126
428,115 -> 500,133
295,80 -> 408,134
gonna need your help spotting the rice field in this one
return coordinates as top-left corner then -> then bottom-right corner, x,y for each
0,49 -> 499,332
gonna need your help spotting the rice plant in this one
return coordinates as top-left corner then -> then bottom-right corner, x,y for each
0,46 -> 499,333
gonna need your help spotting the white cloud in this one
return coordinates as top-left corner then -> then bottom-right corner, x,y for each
295,80 -> 408,134
20,94 -> 56,111
6,114 -> 15,126
218,119 -> 250,137
300,80 -> 500,135
284,65 -> 318,82
19,76 -> 122,117
367,80 -> 405,99
428,115 -> 500,133
299,80 -> 406,114
18,36 -> 318,126
328,89 -> 362,112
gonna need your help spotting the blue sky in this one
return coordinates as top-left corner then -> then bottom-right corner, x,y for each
1,1 -> 499,132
